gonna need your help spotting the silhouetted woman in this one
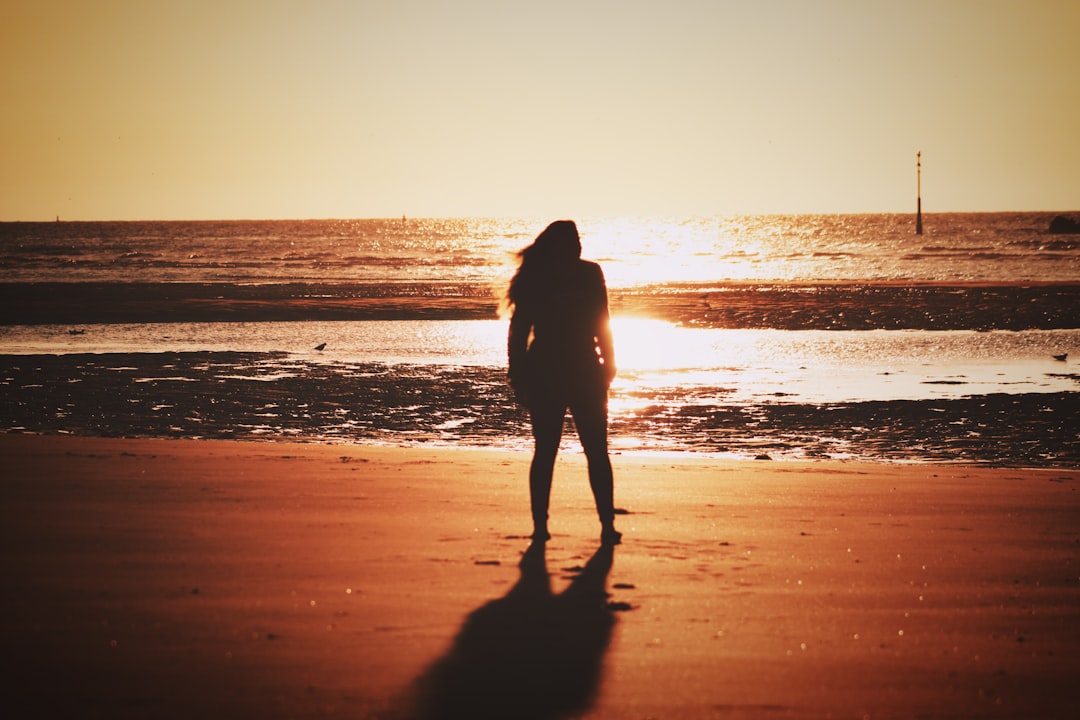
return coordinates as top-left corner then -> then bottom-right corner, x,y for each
506,220 -> 620,545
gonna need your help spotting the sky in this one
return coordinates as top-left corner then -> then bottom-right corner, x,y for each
3,0 -> 1079,221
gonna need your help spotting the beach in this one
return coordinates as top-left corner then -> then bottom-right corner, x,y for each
4,433 -> 1078,719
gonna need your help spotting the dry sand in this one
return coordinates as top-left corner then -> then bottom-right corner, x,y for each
2,433 -> 1078,719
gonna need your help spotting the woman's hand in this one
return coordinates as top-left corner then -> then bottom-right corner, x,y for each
602,361 -> 616,387
509,374 -> 531,408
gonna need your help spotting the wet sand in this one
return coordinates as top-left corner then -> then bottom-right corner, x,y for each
3,434 -> 1078,719
3,352 -> 1077,466
3,281 -> 1079,330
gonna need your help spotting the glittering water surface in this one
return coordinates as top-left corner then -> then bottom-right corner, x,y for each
2,319 -> 1075,405
3,213 -> 1079,285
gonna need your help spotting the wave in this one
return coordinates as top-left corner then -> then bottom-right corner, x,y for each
1007,238 -> 1079,251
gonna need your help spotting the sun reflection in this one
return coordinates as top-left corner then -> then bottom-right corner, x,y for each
607,317 -> 733,416
609,317 -> 689,372
581,216 -> 799,286
574,215 -> 926,287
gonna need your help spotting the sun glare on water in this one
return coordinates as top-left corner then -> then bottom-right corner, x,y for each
582,216 -> 799,286
605,317 -> 743,416
609,317 -> 702,372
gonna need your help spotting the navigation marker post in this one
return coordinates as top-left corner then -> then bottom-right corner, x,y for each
916,151 -> 923,235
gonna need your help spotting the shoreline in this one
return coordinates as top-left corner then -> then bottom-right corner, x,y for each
4,433 -> 1079,719
4,428 -> 1080,471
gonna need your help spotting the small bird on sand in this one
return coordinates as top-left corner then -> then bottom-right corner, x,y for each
314,343 -> 327,351
1052,353 -> 1067,362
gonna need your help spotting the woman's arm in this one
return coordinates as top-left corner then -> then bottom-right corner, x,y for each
593,266 -> 616,385
508,307 -> 531,390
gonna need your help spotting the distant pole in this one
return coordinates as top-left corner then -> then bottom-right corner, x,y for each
915,151 -> 923,235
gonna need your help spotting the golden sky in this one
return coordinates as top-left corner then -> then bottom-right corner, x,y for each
3,0 -> 1078,220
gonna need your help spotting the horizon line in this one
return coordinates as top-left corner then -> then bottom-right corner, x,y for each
5,209 -> 1080,224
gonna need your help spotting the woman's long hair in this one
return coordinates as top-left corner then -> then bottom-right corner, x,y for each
504,220 -> 582,314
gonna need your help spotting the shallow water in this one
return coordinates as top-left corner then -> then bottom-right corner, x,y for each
2,320 -> 1076,405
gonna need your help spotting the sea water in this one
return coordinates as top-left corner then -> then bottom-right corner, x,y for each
2,213 -> 1079,285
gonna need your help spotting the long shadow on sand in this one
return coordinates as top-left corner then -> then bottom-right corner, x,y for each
403,543 -> 616,720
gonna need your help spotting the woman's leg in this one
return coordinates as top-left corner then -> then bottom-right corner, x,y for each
528,399 -> 565,540
570,392 -> 619,543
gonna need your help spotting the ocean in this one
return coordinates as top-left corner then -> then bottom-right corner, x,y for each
1,213 -> 1078,466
